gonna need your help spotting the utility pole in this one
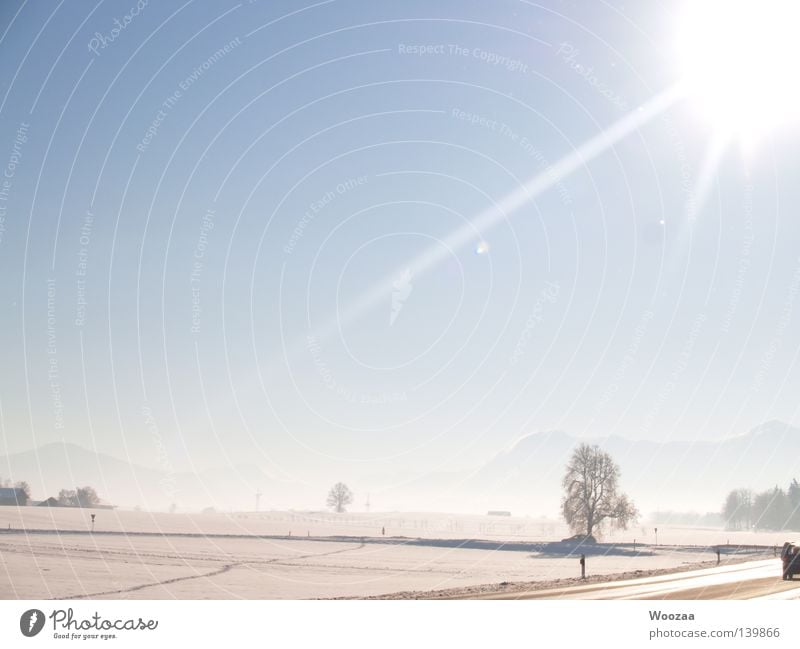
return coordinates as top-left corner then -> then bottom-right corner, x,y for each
255,490 -> 262,512
365,493 -> 371,513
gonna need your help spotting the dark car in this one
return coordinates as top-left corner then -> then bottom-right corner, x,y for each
780,542 -> 800,580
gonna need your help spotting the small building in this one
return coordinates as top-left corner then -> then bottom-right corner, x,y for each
487,510 -> 511,517
36,497 -> 60,507
0,487 -> 28,506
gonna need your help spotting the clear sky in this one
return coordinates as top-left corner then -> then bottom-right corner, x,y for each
1,0 -> 799,508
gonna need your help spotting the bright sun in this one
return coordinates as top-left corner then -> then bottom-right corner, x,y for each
677,0 -> 800,142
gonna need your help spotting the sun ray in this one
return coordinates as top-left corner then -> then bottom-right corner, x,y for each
301,84 -> 685,346
666,134 -> 730,275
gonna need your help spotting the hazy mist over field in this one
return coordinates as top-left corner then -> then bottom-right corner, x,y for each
4,420 -> 799,516
2,1 -> 800,522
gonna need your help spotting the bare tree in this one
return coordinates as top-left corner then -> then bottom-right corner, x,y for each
722,488 -> 753,530
561,444 -> 638,539
58,489 -> 78,507
76,486 -> 100,508
326,482 -> 354,513
14,481 -> 31,504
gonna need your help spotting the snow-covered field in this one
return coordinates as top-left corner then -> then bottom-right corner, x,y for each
0,508 -> 788,599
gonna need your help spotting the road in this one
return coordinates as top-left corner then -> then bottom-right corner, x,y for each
471,559 -> 800,600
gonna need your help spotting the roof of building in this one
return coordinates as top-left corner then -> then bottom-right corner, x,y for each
0,487 -> 25,496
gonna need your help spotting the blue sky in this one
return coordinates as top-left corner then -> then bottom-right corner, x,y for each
1,0 -> 799,506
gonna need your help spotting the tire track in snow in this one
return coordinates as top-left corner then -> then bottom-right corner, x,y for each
62,540 -> 366,599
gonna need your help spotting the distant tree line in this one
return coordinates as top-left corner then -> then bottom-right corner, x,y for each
57,486 -> 101,508
722,480 -> 800,531
0,477 -> 103,508
650,511 -> 723,527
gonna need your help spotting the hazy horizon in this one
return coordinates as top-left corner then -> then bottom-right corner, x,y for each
4,418 -> 800,516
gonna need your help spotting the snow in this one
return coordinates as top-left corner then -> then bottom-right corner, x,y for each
0,507 -> 787,599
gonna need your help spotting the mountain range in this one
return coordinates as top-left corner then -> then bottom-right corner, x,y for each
0,441 -> 279,511
3,421 -> 800,514
460,420 -> 800,514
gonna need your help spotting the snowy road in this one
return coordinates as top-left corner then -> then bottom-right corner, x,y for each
470,560 -> 800,599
